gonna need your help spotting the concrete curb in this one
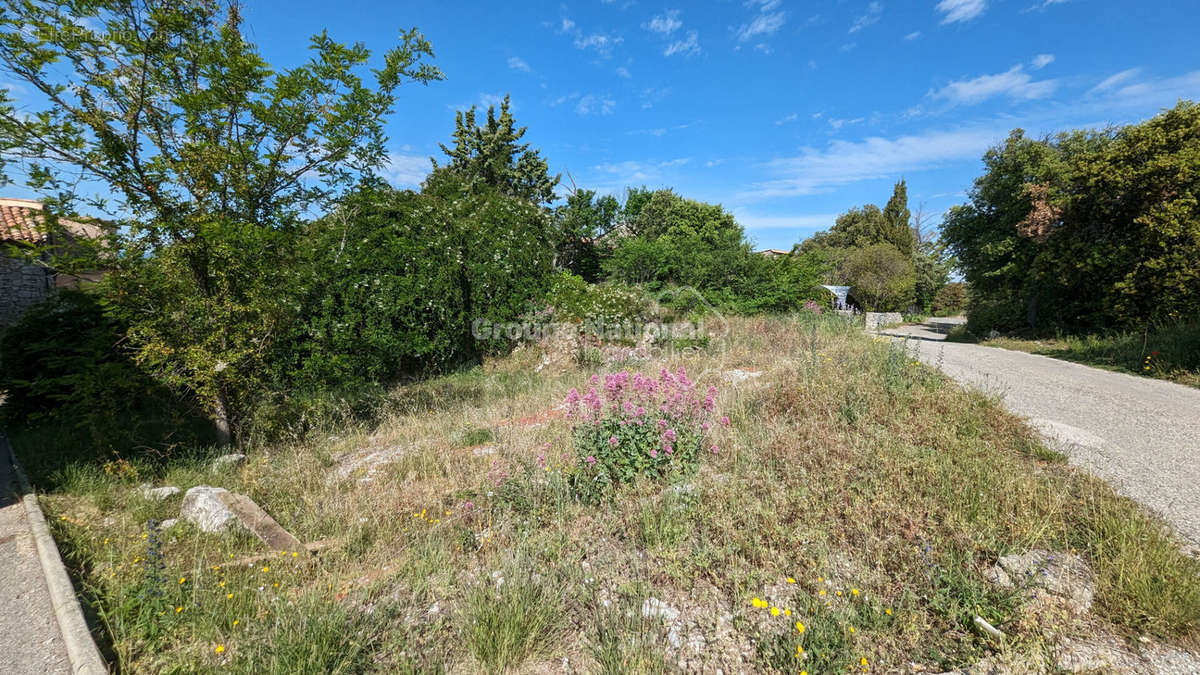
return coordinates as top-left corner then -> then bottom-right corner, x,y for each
3,435 -> 108,674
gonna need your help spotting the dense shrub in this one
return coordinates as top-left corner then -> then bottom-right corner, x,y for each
0,290 -> 210,448
944,101 -> 1200,334
837,243 -> 916,311
931,282 -> 967,316
540,272 -> 648,325
565,367 -> 724,500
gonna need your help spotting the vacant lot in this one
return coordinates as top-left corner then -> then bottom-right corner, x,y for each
13,313 -> 1199,673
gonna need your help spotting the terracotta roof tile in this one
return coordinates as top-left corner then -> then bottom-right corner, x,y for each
0,198 -> 102,244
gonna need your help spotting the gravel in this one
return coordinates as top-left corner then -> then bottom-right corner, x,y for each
884,323 -> 1200,548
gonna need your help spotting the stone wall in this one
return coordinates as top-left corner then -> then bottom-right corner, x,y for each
863,311 -> 904,331
0,255 -> 52,334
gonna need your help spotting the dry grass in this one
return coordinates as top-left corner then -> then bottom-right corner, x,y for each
13,313 -> 1200,672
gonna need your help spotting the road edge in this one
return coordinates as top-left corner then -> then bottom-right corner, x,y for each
2,434 -> 108,674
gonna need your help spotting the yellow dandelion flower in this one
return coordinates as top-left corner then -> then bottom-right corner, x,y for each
227,593 -> 234,599
786,577 -> 796,584
885,608 -> 893,616
836,590 -> 843,597
849,626 -> 855,633
861,657 -> 868,666
215,645 -> 225,654
819,590 -> 826,597
179,577 -> 186,584
233,620 -> 239,627
851,588 -> 859,596
175,606 -> 182,613
220,581 -> 226,588
795,621 -> 805,633
262,566 -> 270,573
292,552 -> 299,558
784,609 -> 791,616
273,582 -> 279,588
771,606 -> 781,616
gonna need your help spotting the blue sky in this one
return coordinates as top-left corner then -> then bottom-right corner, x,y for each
8,1 -> 1200,249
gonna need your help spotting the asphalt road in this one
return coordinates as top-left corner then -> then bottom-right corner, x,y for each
0,454 -> 70,674
883,323 -> 1200,549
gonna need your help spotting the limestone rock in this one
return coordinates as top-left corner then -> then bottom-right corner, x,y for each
642,597 -> 680,622
986,549 -> 1095,615
180,486 -> 238,533
210,453 -> 246,472
138,484 -> 181,501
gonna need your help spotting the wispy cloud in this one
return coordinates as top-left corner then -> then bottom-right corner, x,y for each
735,1 -> 787,43
644,10 -> 682,34
1088,67 -> 1142,94
849,2 -> 883,34
616,66 -> 632,78
574,32 -> 624,57
775,112 -> 799,125
664,30 -> 701,57
384,153 -> 432,187
576,94 -> 617,116
1031,53 -> 1055,70
936,0 -> 987,24
592,158 -> 692,185
929,65 -> 1058,105
507,56 -> 531,73
904,31 -> 922,40
747,127 -> 1001,198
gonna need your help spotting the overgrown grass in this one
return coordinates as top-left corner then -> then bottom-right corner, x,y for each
949,319 -> 1200,388
9,313 -> 1199,672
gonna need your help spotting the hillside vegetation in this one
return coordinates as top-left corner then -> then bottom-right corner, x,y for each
13,314 -> 1198,672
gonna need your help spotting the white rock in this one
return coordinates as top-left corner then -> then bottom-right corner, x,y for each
472,445 -> 497,457
159,518 -> 179,530
180,486 -> 238,533
138,484 -> 181,501
642,597 -> 680,622
211,453 -> 246,472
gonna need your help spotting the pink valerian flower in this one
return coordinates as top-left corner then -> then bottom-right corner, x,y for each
720,415 -> 730,427
657,418 -> 668,430
710,445 -> 719,454
650,449 -> 658,458
661,428 -> 677,443
635,406 -> 646,417
701,422 -> 710,432
608,436 -> 619,447
462,501 -> 475,510
585,455 -> 597,466
663,444 -> 673,455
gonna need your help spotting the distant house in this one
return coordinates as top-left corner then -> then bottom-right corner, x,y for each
755,248 -> 791,258
0,197 -> 104,333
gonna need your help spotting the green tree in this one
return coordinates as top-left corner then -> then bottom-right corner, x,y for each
0,1 -> 442,443
838,243 -> 916,311
881,179 -> 916,254
430,95 -> 559,205
554,189 -> 620,281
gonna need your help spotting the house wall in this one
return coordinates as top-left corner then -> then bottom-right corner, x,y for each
0,254 -> 53,334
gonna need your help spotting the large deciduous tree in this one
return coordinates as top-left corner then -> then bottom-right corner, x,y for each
0,1 -> 443,443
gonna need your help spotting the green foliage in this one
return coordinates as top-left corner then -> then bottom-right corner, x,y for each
882,179 -> 915,254
431,94 -> 559,205
0,1 -> 443,442
932,282 -> 968,316
542,272 -> 649,325
0,290 -> 210,449
914,241 -> 955,313
464,568 -> 565,673
838,243 -> 916,311
554,189 -> 620,280
944,101 -> 1200,334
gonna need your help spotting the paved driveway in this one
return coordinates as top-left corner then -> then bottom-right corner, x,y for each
883,323 -> 1200,548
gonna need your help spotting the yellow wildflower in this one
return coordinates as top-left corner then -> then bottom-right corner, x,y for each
819,590 -> 826,597
262,566 -> 270,573
179,577 -> 186,584
784,608 -> 791,616
795,621 -> 805,633
227,593 -> 234,599
861,657 -> 868,666
215,645 -> 225,654
786,577 -> 796,584
175,606 -> 182,613
885,608 -> 893,616
836,590 -> 843,597
771,606 -> 781,616
851,588 -> 860,596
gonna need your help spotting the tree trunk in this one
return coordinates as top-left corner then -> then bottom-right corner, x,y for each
213,391 -> 233,447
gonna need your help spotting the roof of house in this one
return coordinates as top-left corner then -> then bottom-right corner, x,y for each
755,248 -> 791,256
0,197 -> 104,245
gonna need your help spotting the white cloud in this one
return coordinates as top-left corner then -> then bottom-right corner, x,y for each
592,158 -> 691,183
645,10 -> 682,34
1031,53 -> 1055,70
383,153 -> 431,187
828,116 -> 865,130
1092,68 -> 1200,103
576,94 -> 616,116
616,66 -> 632,78
507,56 -> 531,73
849,2 -> 883,34
936,0 -> 987,24
775,112 -> 799,125
1089,67 -> 1142,94
559,17 -> 576,33
748,127 -> 1001,198
930,65 -> 1058,105
664,30 -> 700,57
733,211 -> 838,232
574,33 -> 623,57
905,31 -> 922,40
735,0 -> 787,43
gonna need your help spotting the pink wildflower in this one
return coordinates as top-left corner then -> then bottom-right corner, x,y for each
720,415 -> 730,427
650,449 -> 658,459
585,455 -> 597,466
608,436 -> 619,447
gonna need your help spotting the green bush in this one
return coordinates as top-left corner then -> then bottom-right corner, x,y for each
0,289 -> 210,449
931,282 -> 967,316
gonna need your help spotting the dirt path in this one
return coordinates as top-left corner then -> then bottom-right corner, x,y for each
883,322 -> 1200,549
0,451 -> 70,674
